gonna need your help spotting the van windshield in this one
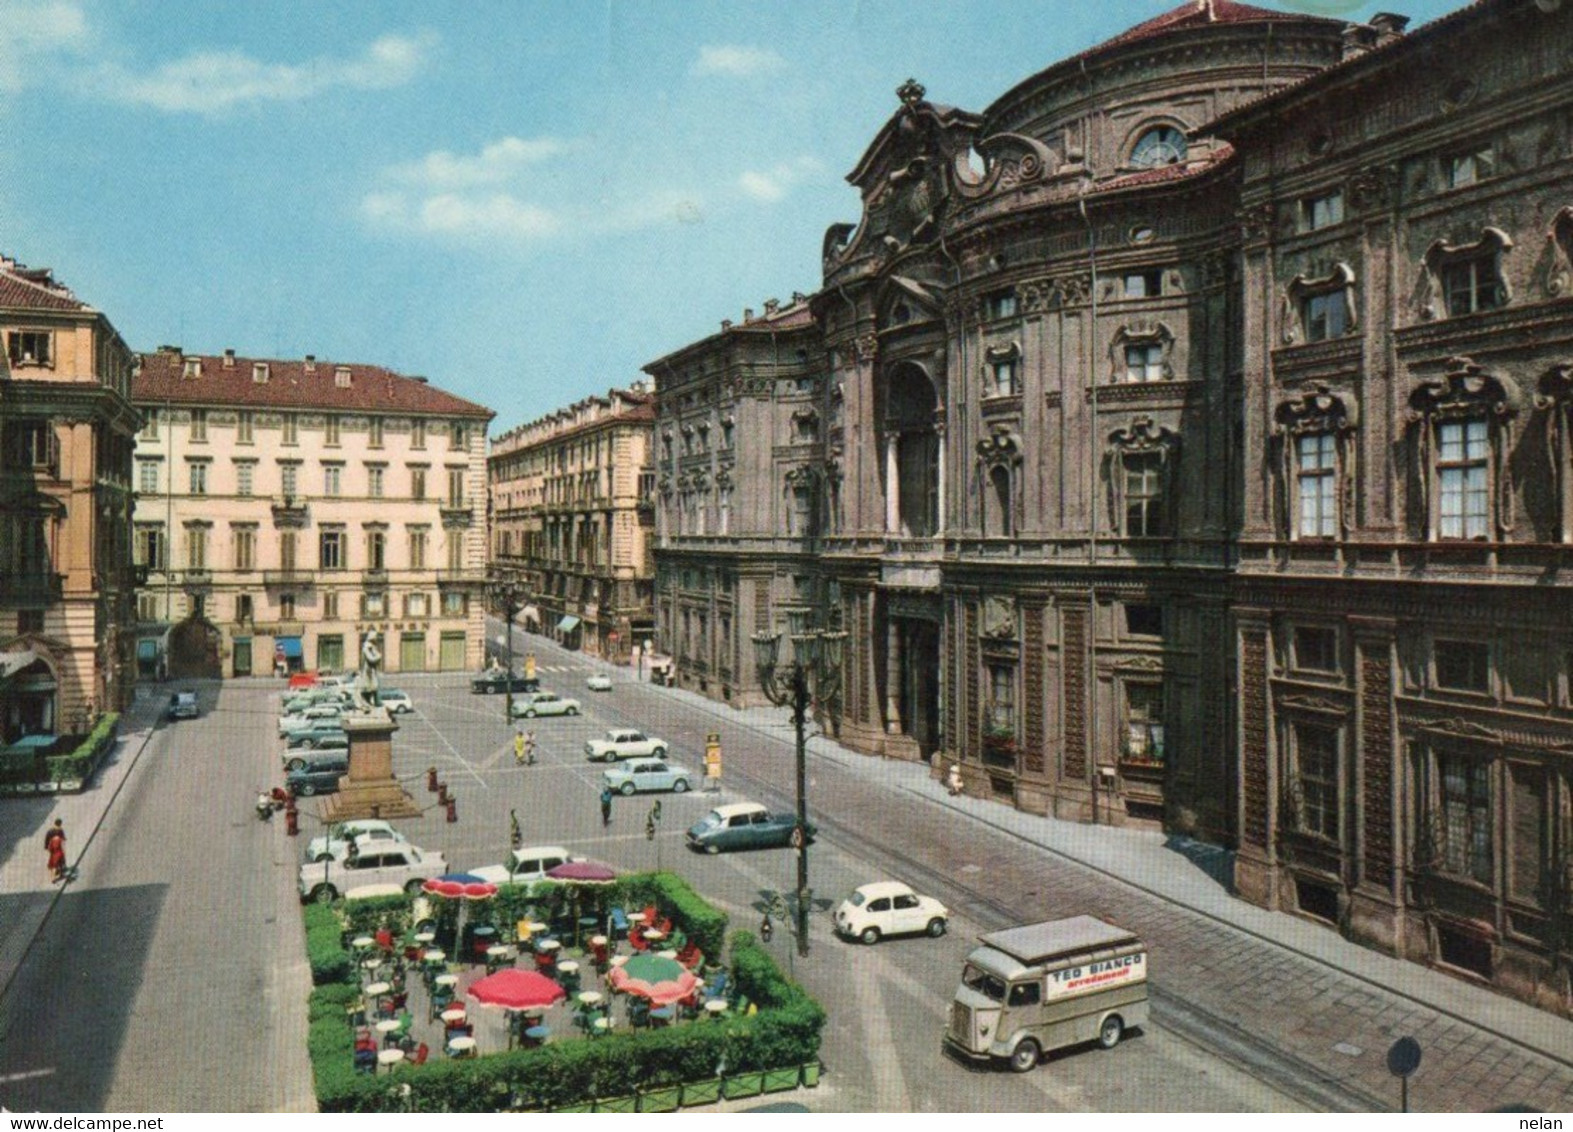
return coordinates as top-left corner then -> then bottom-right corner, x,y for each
961,963 -> 1006,1002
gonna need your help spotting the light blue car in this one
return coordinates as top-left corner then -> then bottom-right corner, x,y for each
601,760 -> 694,796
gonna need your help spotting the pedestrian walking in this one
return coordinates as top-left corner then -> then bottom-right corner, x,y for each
524,731 -> 536,765
600,786 -> 613,827
514,729 -> 526,766
44,818 -> 66,883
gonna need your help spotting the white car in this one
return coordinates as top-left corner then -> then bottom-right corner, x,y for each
379,689 -> 413,714
835,881 -> 948,945
510,692 -> 581,718
586,673 -> 612,692
279,703 -> 344,737
298,837 -> 447,903
584,728 -> 668,762
470,845 -> 582,887
304,819 -> 408,864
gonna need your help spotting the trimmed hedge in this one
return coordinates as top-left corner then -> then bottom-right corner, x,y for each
305,902 -> 353,985
43,713 -> 120,786
305,879 -> 819,1112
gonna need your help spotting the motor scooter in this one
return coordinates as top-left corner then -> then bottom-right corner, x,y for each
256,786 -> 288,821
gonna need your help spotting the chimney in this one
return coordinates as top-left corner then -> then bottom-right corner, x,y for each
158,344 -> 182,355
743,308 -> 754,322
1370,13 -> 1409,44
721,319 -> 733,331
763,297 -> 780,316
222,348 -> 235,368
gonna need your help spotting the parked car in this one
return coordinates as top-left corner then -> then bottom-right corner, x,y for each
282,734 -> 350,768
470,845 -> 583,887
297,837 -> 447,903
283,687 -> 350,715
835,881 -> 948,945
287,671 -> 320,690
510,692 -> 581,718
167,690 -> 199,721
584,728 -> 668,762
305,820 -> 407,864
471,669 -> 540,695
585,673 -> 612,692
602,760 -> 694,796
279,703 -> 344,737
378,688 -> 413,714
285,725 -> 349,751
686,802 -> 814,854
646,654 -> 674,686
285,752 -> 349,797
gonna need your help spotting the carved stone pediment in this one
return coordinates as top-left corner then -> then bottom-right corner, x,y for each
982,595 -> 1016,640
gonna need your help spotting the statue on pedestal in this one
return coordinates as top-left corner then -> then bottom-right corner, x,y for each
356,629 -> 383,712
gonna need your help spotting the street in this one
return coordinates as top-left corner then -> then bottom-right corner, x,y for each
1,622 -> 1571,1111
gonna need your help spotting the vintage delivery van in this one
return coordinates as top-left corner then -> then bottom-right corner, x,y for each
944,916 -> 1148,1072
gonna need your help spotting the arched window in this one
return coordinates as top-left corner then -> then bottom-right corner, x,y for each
1129,126 -> 1187,169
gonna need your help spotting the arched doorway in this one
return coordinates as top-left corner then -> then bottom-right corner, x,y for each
167,616 -> 222,680
883,363 -> 940,537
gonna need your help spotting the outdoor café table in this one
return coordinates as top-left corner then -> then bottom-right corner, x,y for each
440,1007 -> 467,1025
609,955 -> 628,969
363,981 -> 391,999
377,1048 -> 405,1072
524,1025 -> 550,1047
422,949 -> 446,965
433,973 -> 459,991
588,935 -> 607,948
576,991 -> 603,1008
413,931 -> 436,945
537,939 -> 561,954
557,960 -> 579,978
375,1019 -> 401,1041
447,1036 -> 477,1057
591,1017 -> 611,1035
627,912 -> 646,925
486,945 -> 512,961
643,930 -> 665,945
657,949 -> 678,960
351,936 -> 375,951
361,957 -> 384,974
705,999 -> 728,1016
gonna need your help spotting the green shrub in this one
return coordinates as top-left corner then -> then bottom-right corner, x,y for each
44,713 -> 119,784
340,893 -> 413,938
305,903 -> 352,985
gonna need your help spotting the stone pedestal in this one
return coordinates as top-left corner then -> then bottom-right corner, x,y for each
318,709 -> 422,822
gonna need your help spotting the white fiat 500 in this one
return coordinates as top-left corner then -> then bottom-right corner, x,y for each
835,881 -> 948,945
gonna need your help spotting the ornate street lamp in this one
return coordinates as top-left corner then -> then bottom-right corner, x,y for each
487,575 -> 529,722
751,611 -> 847,957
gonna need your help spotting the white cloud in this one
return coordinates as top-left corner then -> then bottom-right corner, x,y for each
385,136 -> 568,190
738,156 -> 824,203
0,0 -> 89,92
691,44 -> 785,78
102,31 -> 435,114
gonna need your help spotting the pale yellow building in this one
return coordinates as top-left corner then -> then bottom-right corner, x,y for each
0,255 -> 139,740
132,348 -> 493,677
489,385 -> 655,662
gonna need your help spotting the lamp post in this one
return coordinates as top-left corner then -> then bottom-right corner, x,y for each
488,576 -> 529,723
751,610 -> 846,958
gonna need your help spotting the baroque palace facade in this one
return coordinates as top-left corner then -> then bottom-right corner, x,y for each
0,255 -> 139,740
488,385 -> 656,663
132,348 -> 493,678
646,0 -> 1573,1011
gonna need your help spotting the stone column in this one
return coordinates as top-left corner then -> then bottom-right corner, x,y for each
885,434 -> 900,535
935,423 -> 947,536
885,619 -> 903,735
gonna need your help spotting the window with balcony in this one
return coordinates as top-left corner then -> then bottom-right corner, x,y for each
188,461 -> 208,496
280,463 -> 299,498
1295,432 -> 1338,538
134,526 -> 166,571
235,461 -> 254,497
1122,682 -> 1165,765
280,593 -> 295,619
447,533 -> 464,572
1436,419 -> 1490,539
1302,289 -> 1351,342
185,526 -> 207,570
1122,453 -> 1165,537
1414,748 -> 1492,885
367,530 -> 386,571
1442,256 -> 1506,317
409,528 -> 427,570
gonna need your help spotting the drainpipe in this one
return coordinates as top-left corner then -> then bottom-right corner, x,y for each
1078,186 -> 1103,822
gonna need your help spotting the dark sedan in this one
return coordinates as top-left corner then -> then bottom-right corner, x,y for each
470,671 -> 540,695
286,754 -> 349,797
686,802 -> 815,854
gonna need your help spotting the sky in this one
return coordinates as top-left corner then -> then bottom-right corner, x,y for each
0,0 -> 1462,434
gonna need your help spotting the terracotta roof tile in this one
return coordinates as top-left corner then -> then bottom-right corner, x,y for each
133,351 -> 493,419
0,259 -> 88,313
1096,142 -> 1235,192
1101,0 -> 1299,51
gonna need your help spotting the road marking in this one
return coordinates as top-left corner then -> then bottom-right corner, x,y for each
849,946 -> 914,1110
0,1068 -> 54,1083
406,714 -> 487,788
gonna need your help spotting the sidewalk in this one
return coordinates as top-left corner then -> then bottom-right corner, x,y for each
0,687 -> 166,1004
570,637 -> 1573,1071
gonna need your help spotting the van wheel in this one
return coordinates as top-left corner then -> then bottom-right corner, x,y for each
927,917 -> 947,938
860,926 -> 881,946
1009,1039 -> 1040,1073
1098,1015 -> 1123,1049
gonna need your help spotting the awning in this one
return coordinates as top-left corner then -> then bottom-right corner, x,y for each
278,637 -> 304,660
0,649 -> 38,680
557,615 -> 581,633
137,640 -> 158,662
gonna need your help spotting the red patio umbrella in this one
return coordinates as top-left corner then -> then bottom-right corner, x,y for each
608,952 -> 700,1006
545,861 -> 617,884
467,968 -> 566,1011
423,874 -> 499,900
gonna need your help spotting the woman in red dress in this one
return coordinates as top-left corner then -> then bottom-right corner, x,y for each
44,819 -> 66,883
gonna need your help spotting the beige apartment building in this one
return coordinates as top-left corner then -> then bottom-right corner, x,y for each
131,348 -> 493,678
488,385 -> 656,663
0,255 -> 139,741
